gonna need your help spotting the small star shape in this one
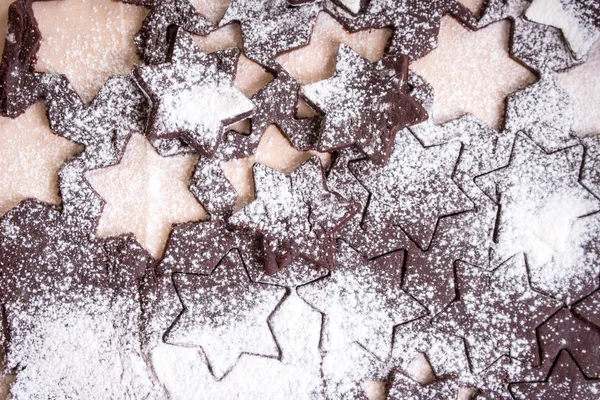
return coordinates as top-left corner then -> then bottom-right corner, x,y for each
433,256 -> 562,372
86,134 -> 206,259
135,29 -> 254,157
410,16 -> 535,129
302,44 -> 427,166
229,157 -> 359,274
328,0 -> 476,59
220,0 -> 321,66
297,241 -> 426,360
164,251 -> 286,379
123,0 -> 213,64
349,131 -> 473,251
510,350 -> 600,399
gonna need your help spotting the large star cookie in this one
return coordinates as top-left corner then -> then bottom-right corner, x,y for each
302,45 -> 427,166
135,29 -> 254,156
229,157 -> 359,274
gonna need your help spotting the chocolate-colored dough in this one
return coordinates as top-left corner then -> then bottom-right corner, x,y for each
135,29 -> 254,157
538,308 -> 600,378
0,0 -> 43,117
119,0 -> 212,65
220,0 -> 321,67
327,0 -> 476,59
302,45 -> 427,166
433,258 -> 562,372
510,350 -> 600,400
228,157 -> 359,275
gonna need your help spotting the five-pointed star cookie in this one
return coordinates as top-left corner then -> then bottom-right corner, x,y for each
163,251 -> 286,379
219,0 -> 320,66
135,29 -> 254,156
302,45 -> 427,166
510,350 -> 600,399
433,257 -> 562,372
349,130 -> 473,251
475,134 -> 600,303
538,308 -> 600,378
297,241 -> 426,360
228,157 -> 359,275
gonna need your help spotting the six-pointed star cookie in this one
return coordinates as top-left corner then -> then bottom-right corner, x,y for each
475,134 -> 600,303
510,350 -> 600,399
328,0 -> 475,59
297,241 -> 426,360
135,30 -> 254,156
433,257 -> 562,372
219,0 -> 320,66
123,0 -> 213,64
302,45 -> 427,166
163,251 -> 286,379
349,130 -> 473,251
228,157 -> 359,275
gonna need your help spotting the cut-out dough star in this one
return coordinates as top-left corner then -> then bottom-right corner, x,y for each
559,40 -> 600,136
410,16 -> 535,129
122,0 -> 213,64
86,134 -> 206,259
475,134 -> 600,303
297,241 -> 426,361
0,102 -> 81,216
526,0 -> 600,60
219,0 -> 320,66
228,157 -> 359,275
135,30 -> 254,156
510,350 -> 600,399
433,257 -> 562,372
163,251 -> 286,379
328,0 -> 475,59
33,0 -> 145,103
302,44 -> 427,166
349,131 -> 473,251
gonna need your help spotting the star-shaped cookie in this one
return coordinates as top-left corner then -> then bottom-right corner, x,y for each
121,0 -> 213,64
228,157 -> 359,275
302,45 -> 427,166
475,134 -> 600,303
538,308 -> 600,378
328,0 -> 476,59
164,251 -> 286,379
219,0 -> 321,66
349,130 -> 473,251
135,29 -> 254,156
433,257 -> 562,372
297,241 -> 426,361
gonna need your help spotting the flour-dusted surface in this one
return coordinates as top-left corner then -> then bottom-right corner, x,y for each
1,0 -> 600,398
